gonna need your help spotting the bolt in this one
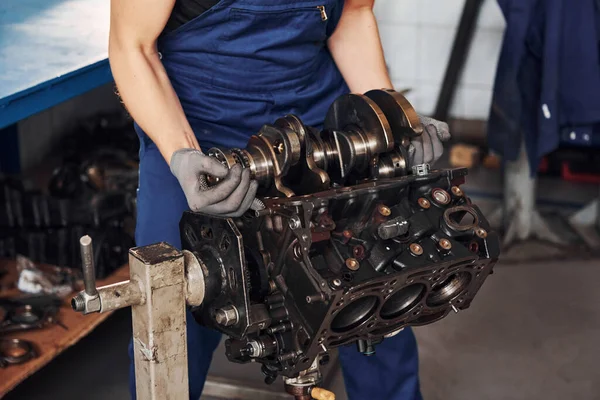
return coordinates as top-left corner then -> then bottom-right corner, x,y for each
215,306 -> 239,326
418,198 -> 431,209
306,294 -> 324,304
451,186 -> 464,197
439,238 -> 452,250
475,227 -> 488,238
432,189 -> 451,205
345,258 -> 360,271
409,243 -> 423,256
343,230 -> 353,239
288,217 -> 301,230
378,205 -> 392,217
332,278 -> 342,288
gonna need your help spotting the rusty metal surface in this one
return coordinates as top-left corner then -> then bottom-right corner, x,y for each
129,244 -> 189,400
129,242 -> 182,265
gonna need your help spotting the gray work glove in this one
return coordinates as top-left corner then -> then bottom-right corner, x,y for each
408,115 -> 452,166
170,148 -> 258,217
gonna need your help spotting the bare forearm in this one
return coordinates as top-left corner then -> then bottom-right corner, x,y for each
109,44 -> 199,163
328,3 -> 392,94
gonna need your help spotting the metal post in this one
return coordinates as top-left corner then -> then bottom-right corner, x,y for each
128,243 -> 189,400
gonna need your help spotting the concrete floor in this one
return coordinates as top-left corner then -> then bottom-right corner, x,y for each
5,256 -> 600,400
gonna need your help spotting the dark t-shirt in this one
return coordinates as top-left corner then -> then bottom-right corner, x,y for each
164,0 -> 219,34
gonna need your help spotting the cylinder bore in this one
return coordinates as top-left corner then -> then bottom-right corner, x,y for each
426,272 -> 472,306
380,284 -> 426,320
330,296 -> 379,333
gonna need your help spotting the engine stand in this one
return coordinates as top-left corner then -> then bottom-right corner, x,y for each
71,237 -> 334,400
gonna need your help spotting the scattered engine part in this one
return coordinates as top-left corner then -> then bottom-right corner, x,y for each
0,338 -> 37,368
180,89 -> 500,395
15,255 -> 80,298
0,296 -> 62,334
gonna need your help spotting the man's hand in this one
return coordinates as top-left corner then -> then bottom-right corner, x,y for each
408,116 -> 452,166
170,149 -> 258,217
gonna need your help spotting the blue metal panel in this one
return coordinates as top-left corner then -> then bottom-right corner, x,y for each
0,0 -> 112,129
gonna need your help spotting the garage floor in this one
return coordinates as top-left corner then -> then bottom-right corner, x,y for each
5,256 -> 600,400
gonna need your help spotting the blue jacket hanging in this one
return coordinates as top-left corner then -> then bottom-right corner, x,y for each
487,0 -> 600,175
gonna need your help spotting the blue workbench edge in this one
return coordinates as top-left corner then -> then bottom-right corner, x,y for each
0,59 -> 113,129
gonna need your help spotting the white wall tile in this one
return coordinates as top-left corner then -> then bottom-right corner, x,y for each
374,0 -> 419,25
449,86 -> 467,118
376,0 -> 506,120
478,0 -> 506,29
405,83 -> 440,116
462,86 -> 494,119
417,27 -> 456,85
380,24 -> 419,81
418,0 -> 466,27
460,28 -> 504,87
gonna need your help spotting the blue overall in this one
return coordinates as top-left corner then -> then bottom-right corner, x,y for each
131,1 -> 422,399
488,0 -> 600,175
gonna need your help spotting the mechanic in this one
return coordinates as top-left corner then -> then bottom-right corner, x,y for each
108,0 -> 450,399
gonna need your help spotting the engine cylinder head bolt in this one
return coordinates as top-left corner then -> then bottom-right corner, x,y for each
345,258 -> 360,271
475,227 -> 488,239
431,188 -> 451,205
378,205 -> 392,217
451,186 -> 464,197
412,163 -> 430,176
215,305 -> 239,327
438,238 -> 452,250
409,243 -> 424,256
418,198 -> 431,209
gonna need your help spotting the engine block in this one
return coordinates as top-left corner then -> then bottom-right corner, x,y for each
179,90 -> 500,394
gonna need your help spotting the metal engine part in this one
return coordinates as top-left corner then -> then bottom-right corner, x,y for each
180,90 -> 500,392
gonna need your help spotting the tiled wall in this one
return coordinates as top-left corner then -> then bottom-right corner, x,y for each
374,0 -> 506,120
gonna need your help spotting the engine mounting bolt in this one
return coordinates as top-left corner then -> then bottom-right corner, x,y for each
345,258 -> 360,271
439,238 -> 452,250
288,217 -> 301,230
432,189 -> 451,205
215,305 -> 239,327
475,227 -> 488,238
451,186 -> 464,197
378,205 -> 392,217
409,243 -> 423,256
418,198 -> 431,209
306,294 -> 321,304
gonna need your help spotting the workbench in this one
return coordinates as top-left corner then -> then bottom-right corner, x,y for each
0,0 -> 112,129
0,0 -> 119,395
0,261 -> 129,397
